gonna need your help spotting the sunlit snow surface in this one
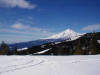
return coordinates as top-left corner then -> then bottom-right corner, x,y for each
97,40 -> 100,44
34,48 -> 51,54
0,55 -> 100,75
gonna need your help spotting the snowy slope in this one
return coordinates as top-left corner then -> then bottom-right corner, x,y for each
0,55 -> 100,75
34,48 -> 51,54
17,47 -> 28,51
48,29 -> 82,40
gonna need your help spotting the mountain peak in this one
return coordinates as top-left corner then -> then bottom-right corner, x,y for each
65,28 -> 73,31
47,28 -> 82,40
63,28 -> 76,33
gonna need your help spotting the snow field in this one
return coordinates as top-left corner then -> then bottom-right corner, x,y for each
0,55 -> 100,75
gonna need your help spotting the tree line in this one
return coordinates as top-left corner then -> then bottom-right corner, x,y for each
0,41 -> 18,55
0,32 -> 100,55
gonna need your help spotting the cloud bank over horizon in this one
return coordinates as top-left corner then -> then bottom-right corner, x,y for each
82,24 -> 100,32
0,22 -> 54,43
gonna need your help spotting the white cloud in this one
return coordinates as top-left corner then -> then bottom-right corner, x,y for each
11,22 -> 42,32
0,22 -> 54,40
3,28 -> 53,37
82,24 -> 100,31
12,23 -> 30,29
0,0 -> 37,9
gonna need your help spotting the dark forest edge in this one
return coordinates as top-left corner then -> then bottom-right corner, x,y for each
0,32 -> 100,55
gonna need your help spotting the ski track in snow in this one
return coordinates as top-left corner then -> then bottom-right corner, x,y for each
70,59 -> 100,64
0,57 -> 45,74
0,56 -> 100,75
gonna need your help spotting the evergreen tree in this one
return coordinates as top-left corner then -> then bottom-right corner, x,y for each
26,50 -> 29,55
88,34 -> 96,55
83,38 -> 89,55
13,47 -> 18,55
0,41 -> 10,55
57,47 -> 63,55
74,39 -> 83,55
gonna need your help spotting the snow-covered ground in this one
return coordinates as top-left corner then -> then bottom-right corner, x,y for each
0,55 -> 100,75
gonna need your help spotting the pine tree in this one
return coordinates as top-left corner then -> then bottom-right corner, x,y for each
83,38 -> 89,55
88,34 -> 96,55
13,47 -> 18,55
26,50 -> 29,55
0,41 -> 10,55
57,46 -> 62,55
74,39 -> 83,55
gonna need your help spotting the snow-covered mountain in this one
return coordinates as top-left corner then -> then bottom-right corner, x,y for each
9,29 -> 83,50
47,29 -> 82,40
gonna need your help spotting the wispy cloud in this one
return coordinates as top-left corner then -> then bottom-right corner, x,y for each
0,22 -> 54,43
0,0 -> 37,9
11,22 -> 45,32
12,22 -> 31,30
82,24 -> 100,31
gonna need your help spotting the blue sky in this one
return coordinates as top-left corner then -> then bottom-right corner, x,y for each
0,0 -> 100,43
